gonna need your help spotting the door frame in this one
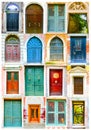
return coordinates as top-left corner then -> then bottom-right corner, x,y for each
28,104 -> 40,123
47,67 -> 65,96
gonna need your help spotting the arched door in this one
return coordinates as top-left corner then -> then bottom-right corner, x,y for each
27,37 -> 42,63
26,4 -> 43,33
6,3 -> 19,31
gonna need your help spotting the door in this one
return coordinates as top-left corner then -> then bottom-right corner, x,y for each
6,44 -> 20,61
4,100 -> 22,127
26,4 -> 43,33
71,37 -> 86,63
25,66 -> 44,96
27,37 -> 42,63
28,105 -> 40,123
7,13 -> 19,31
7,72 -> 19,94
50,69 -> 62,95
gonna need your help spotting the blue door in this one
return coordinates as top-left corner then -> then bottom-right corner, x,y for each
71,37 -> 86,63
7,13 -> 19,31
4,100 -> 22,127
27,37 -> 42,63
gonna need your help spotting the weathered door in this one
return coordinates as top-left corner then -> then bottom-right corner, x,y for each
71,37 -> 86,63
28,105 -> 40,123
7,13 -> 19,31
7,72 -> 19,94
26,4 -> 43,33
27,37 -> 42,63
25,66 -> 44,96
4,100 -> 22,127
6,44 -> 20,61
50,69 -> 62,95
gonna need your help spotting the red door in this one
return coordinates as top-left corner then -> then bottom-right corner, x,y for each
50,69 -> 62,95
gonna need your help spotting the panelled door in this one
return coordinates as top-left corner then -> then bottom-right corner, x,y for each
26,4 -> 43,33
6,44 -> 20,61
50,69 -> 63,95
28,105 -> 40,123
25,66 -> 44,96
27,37 -> 42,63
71,37 -> 86,63
7,72 -> 19,94
7,13 -> 19,31
4,100 -> 22,127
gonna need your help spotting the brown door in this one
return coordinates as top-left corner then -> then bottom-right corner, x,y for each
26,4 -> 43,33
28,105 -> 40,123
50,69 -> 62,95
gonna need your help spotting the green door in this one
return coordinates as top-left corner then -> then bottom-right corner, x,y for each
25,66 -> 44,96
4,100 -> 22,127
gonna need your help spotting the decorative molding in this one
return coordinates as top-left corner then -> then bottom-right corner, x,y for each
69,2 -> 87,11
69,66 -> 87,73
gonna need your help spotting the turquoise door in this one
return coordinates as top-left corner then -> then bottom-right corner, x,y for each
25,66 -> 44,96
4,100 -> 22,127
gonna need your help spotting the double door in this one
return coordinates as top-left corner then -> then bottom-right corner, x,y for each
25,66 -> 44,96
4,100 -> 22,127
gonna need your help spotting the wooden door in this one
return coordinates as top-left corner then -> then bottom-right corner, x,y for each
71,37 -> 86,63
50,69 -> 62,95
25,66 -> 44,96
7,72 -> 19,94
4,100 -> 22,127
6,44 -> 20,61
27,37 -> 42,63
28,105 -> 40,123
7,13 -> 19,31
26,4 -> 43,33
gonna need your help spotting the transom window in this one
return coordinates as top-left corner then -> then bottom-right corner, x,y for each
74,77 -> 83,94
48,4 -> 65,32
73,101 -> 84,125
50,37 -> 63,61
47,100 -> 66,125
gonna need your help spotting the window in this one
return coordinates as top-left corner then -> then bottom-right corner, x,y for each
7,72 -> 19,94
48,4 -> 65,32
47,100 -> 66,125
5,35 -> 20,62
70,37 -> 86,63
26,4 -> 43,33
50,37 -> 63,61
6,3 -> 19,31
68,2 -> 88,34
73,101 -> 84,125
68,14 -> 88,33
74,77 -> 83,94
